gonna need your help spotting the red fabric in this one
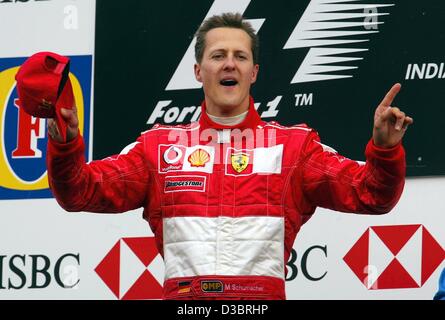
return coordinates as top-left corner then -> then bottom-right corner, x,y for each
15,51 -> 74,142
163,275 -> 285,300
47,97 -> 406,300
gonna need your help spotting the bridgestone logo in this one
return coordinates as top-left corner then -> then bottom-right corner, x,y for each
164,176 -> 206,192
166,181 -> 203,187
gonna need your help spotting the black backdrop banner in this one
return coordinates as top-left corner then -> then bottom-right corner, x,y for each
94,0 -> 445,176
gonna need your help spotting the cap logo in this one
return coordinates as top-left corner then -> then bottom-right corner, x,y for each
39,99 -> 53,111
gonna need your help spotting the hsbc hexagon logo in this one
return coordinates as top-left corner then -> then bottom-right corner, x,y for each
95,237 -> 164,299
344,225 -> 445,290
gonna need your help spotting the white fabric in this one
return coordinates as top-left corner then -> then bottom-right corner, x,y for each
207,110 -> 248,126
253,144 -> 283,174
217,129 -> 231,143
163,216 -> 285,279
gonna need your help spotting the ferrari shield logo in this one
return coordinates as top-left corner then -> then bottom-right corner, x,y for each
231,153 -> 249,173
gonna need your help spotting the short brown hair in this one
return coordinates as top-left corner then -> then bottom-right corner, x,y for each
194,12 -> 259,64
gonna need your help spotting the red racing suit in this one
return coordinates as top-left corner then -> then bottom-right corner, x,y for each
47,97 -> 406,299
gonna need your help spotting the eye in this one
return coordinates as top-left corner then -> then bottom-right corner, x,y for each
212,54 -> 224,60
237,54 -> 247,60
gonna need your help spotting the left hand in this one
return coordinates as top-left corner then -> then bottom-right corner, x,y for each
47,106 -> 79,143
373,83 -> 414,148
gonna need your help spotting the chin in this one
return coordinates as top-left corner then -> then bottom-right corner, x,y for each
218,94 -> 244,107
218,99 -> 242,111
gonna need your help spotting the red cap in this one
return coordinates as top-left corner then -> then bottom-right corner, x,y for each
15,51 -> 74,142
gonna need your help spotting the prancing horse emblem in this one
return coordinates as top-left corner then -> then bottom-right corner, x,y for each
231,153 -> 249,173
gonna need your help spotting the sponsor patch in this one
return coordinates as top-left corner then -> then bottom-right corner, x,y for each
225,148 -> 253,176
178,280 -> 191,294
164,175 -> 206,193
158,144 -> 214,173
201,280 -> 223,293
163,145 -> 184,164
159,144 -> 186,173
225,145 -> 283,176
188,148 -> 210,167
231,152 -> 250,173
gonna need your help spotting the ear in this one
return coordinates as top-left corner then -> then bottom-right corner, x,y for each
250,64 -> 259,84
194,63 -> 202,83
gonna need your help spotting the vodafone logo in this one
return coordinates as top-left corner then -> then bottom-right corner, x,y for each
95,237 -> 163,300
163,145 -> 183,164
344,225 -> 445,290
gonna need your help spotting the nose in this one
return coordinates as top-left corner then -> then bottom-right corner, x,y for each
223,55 -> 236,71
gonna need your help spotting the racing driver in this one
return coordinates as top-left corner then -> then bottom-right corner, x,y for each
44,13 -> 413,299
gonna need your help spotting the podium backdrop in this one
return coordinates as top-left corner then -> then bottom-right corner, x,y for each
95,0 -> 445,176
0,0 -> 444,300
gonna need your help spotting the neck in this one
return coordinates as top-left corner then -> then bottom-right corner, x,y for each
207,110 -> 248,126
205,98 -> 250,118
199,96 -> 262,130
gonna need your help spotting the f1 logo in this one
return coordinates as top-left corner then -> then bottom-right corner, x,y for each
165,0 -> 265,90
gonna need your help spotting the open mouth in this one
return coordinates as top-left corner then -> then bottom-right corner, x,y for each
220,79 -> 238,86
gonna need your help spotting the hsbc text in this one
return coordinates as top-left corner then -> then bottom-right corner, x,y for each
286,245 -> 328,281
0,253 -> 80,289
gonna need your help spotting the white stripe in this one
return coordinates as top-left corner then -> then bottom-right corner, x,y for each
119,141 -> 140,155
314,140 -> 337,153
163,216 -> 285,279
264,123 -> 312,131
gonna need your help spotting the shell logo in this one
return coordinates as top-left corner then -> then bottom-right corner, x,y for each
188,148 -> 210,167
0,64 -> 85,197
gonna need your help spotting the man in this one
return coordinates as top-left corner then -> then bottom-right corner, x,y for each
46,13 -> 412,299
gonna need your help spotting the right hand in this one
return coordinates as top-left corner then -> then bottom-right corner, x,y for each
47,106 -> 79,143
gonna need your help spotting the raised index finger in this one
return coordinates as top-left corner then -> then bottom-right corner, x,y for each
380,83 -> 401,107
